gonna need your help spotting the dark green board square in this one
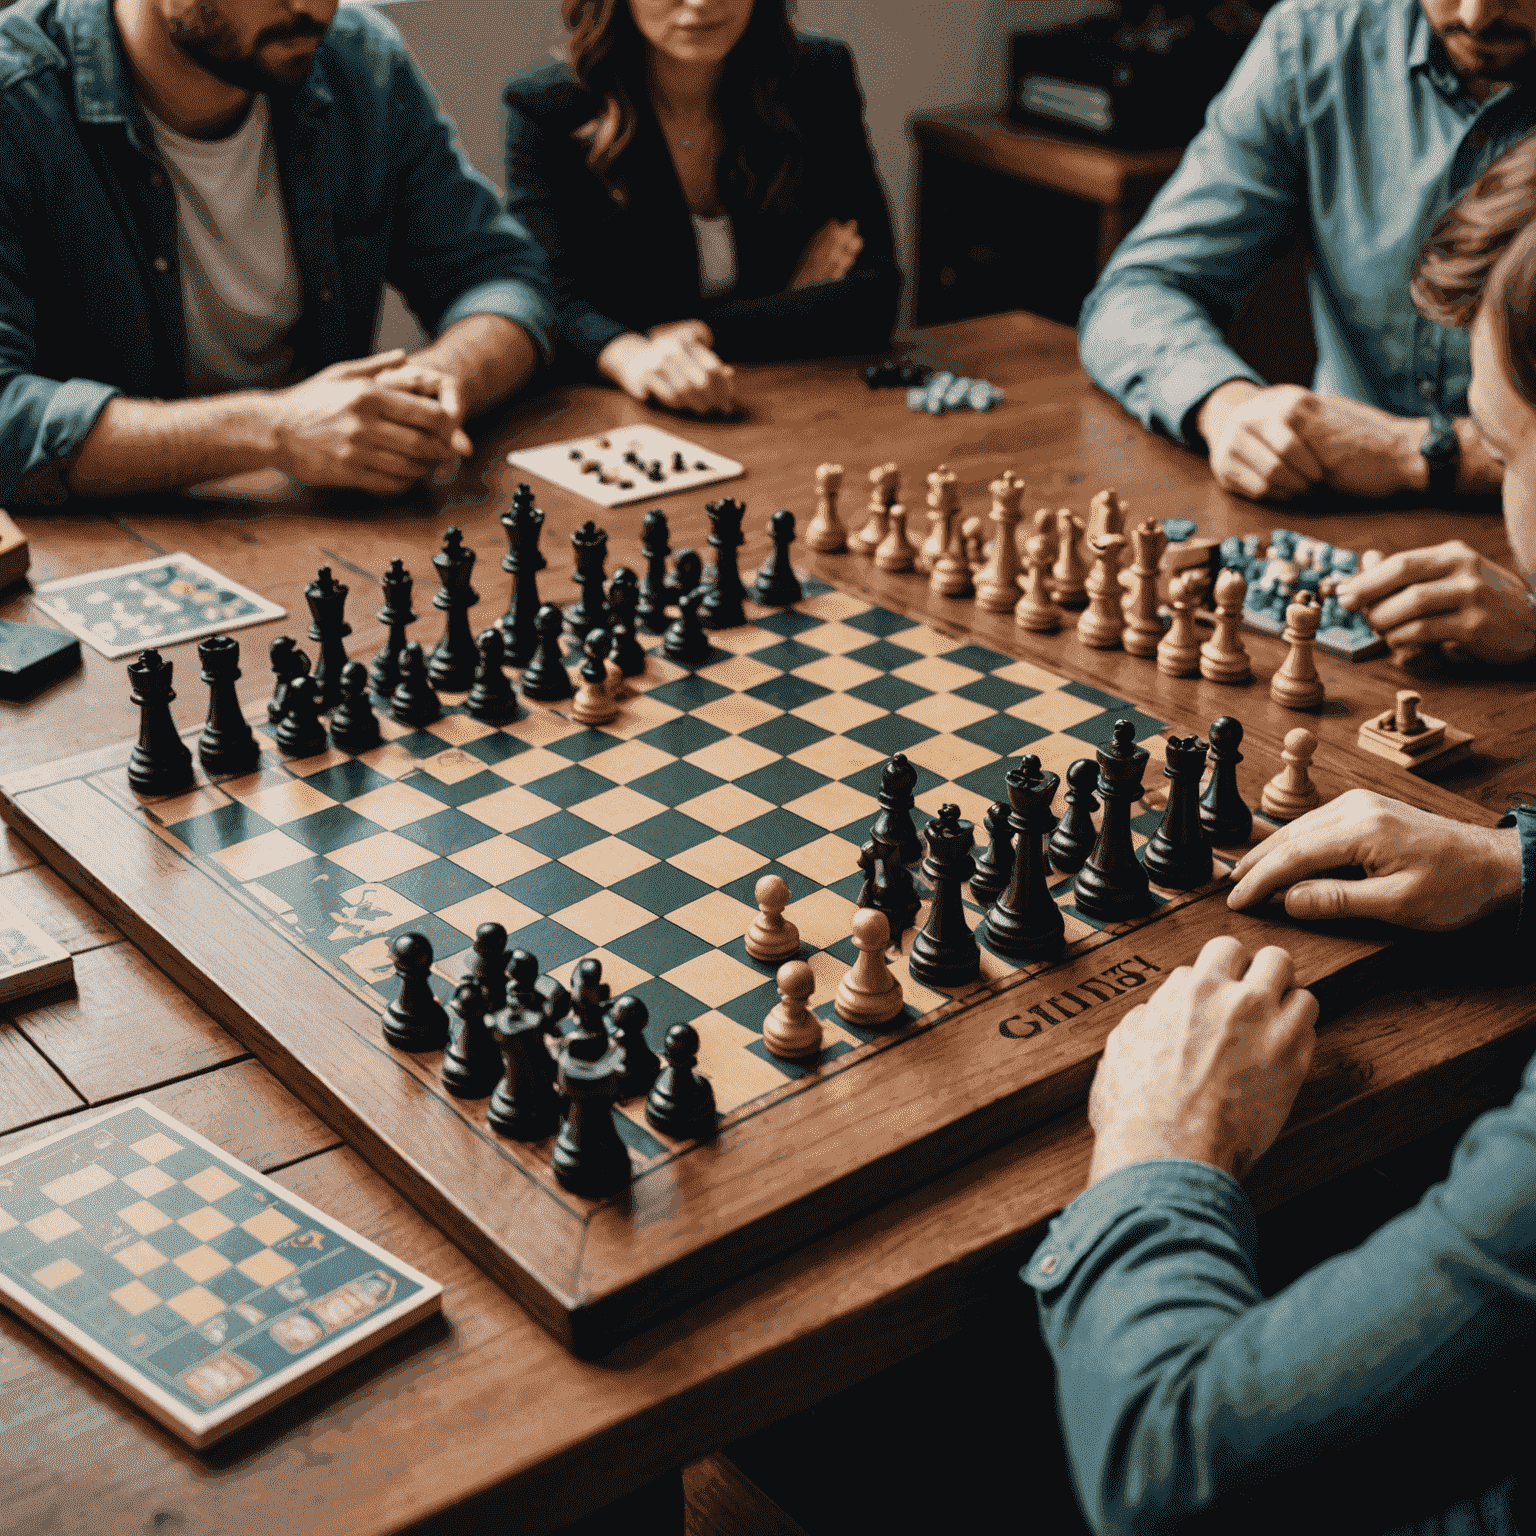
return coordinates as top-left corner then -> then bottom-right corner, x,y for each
953,714 -> 1050,758
1061,680 -> 1134,711
166,803 -> 279,858
209,1267 -> 261,1304
953,675 -> 1040,711
211,1226 -> 264,1263
612,1115 -> 669,1160
751,609 -> 825,638
839,759 -> 943,802
846,639 -> 931,676
846,674 -> 929,712
717,978 -> 784,1031
721,860 -> 821,908
841,606 -> 919,637
511,810 -> 607,858
609,863 -> 714,916
745,675 -> 829,711
499,864 -> 601,916
647,675 -> 731,711
739,714 -> 829,756
458,731 -> 531,766
729,809 -> 828,859
750,638 -> 829,672
393,808 -> 501,857
382,729 -> 449,759
744,1036 -> 855,1079
1062,708 -> 1165,747
606,918 -> 714,975
943,644 -> 1014,674
845,715 -> 937,756
488,916 -> 589,971
403,769 -> 509,810
147,1183 -> 206,1221
280,805 -> 381,857
629,977 -> 711,1042
301,760 -> 396,803
636,716 -> 729,758
522,763 -> 615,809
629,761 -> 726,809
383,858 -> 489,910
546,728 -> 625,764
617,810 -> 718,860
733,761 -> 829,806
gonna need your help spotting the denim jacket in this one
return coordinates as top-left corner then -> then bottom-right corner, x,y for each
0,0 -> 554,505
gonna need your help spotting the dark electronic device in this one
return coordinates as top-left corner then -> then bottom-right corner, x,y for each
0,619 -> 80,699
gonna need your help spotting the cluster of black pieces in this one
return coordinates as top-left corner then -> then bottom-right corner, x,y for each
862,359 -> 933,390
382,931 -> 716,1199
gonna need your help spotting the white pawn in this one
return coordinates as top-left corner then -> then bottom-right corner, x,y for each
1156,570 -> 1204,677
763,959 -> 822,1060
744,873 -> 801,964
1014,532 -> 1061,633
1271,590 -> 1326,709
834,908 -> 904,1028
1199,568 -> 1252,684
1261,727 -> 1322,822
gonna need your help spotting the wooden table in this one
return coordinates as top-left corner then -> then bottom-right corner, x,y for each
2,311 -> 1533,1534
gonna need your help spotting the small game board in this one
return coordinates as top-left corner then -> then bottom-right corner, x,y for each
0,888 -> 73,1006
506,424 -> 744,509
0,1100 -> 440,1446
34,553 -> 285,660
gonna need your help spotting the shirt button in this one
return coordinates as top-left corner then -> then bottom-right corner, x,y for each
153,256 -> 171,274
1418,379 -> 1436,400
149,171 -> 165,189
1038,1254 -> 1058,1276
319,287 -> 334,303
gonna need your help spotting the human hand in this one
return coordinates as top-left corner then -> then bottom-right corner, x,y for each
597,328 -> 735,415
789,218 -> 862,289
1227,788 -> 1522,930
268,351 -> 467,496
1334,539 -> 1536,665
1088,936 -> 1318,1185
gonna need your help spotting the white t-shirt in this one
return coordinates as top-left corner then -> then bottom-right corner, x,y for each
691,213 -> 737,300
143,95 -> 303,395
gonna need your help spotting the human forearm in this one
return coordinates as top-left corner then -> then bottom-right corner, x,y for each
409,314 -> 537,420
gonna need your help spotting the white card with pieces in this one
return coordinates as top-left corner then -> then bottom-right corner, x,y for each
0,889 -> 73,1007
506,424 -> 744,508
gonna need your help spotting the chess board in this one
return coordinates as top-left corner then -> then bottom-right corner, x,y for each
505,424 -> 744,508
0,580 -> 1397,1355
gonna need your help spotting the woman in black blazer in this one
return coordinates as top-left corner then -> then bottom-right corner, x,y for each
503,0 -> 901,414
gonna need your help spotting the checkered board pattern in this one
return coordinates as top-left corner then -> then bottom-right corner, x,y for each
99,579 -> 1211,1178
0,1101 -> 440,1445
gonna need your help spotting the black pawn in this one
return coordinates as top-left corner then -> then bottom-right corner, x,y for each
266,636 -> 310,724
699,497 -> 747,629
274,673 -> 327,757
370,559 -> 417,696
984,757 -> 1065,962
857,829 -> 920,939
488,1003 -> 562,1141
329,660 -> 381,753
427,527 -> 480,692
969,800 -> 1014,907
607,568 -> 647,676
441,980 -> 503,1098
389,640 -> 441,726
1048,759 -> 1100,875
670,547 -> 703,603
521,604 -> 575,702
565,520 -> 610,635
499,483 -> 546,668
751,509 -> 802,606
644,1023 -> 718,1140
466,627 -> 521,724
464,921 -> 509,1012
1074,720 -> 1152,923
383,933 -> 449,1050
606,994 -> 658,1101
909,805 -> 981,989
127,649 -> 194,796
304,566 -> 351,711
551,1031 -> 632,1197
197,634 -> 259,776
569,956 -> 610,1038
506,948 -> 572,1034
1144,735 -> 1213,890
637,509 -> 672,633
663,586 -> 711,665
872,753 -> 923,867
1201,716 -> 1253,846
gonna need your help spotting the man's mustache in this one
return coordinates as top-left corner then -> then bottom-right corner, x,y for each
254,15 -> 328,44
1443,19 -> 1533,42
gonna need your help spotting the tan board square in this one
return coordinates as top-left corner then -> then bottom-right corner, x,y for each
884,949 -> 951,1017
284,745 -> 352,779
595,692 -> 684,740
31,1258 -> 82,1291
777,832 -> 861,885
25,1209 -> 81,1243
560,836 -> 657,886
412,747 -> 492,786
436,889 -> 543,941
450,837 -> 549,885
791,654 -> 883,692
548,947 -> 651,996
212,828 -> 314,882
174,1244 -> 231,1283
0,1211 -> 14,1234
183,1166 -> 241,1203
783,781 -> 878,832
488,746 -> 576,786
1028,731 -> 1096,783
789,735 -> 886,782
458,784 -> 561,833
804,948 -> 855,1009
118,1200 -> 172,1236
786,887 -> 859,949
151,784 -> 231,825
794,620 -> 879,656
687,1013 -> 800,1115
683,736 -> 780,783
668,890 -> 757,946
342,781 -> 445,831
791,693 -> 886,734
891,655 -> 985,694
581,739 -> 676,786
326,832 -> 438,883
178,1207 -> 235,1244
663,951 -> 768,1008
704,624 -> 782,655
993,658 -> 1072,692
40,1163 -> 117,1206
111,1279 -> 161,1317
690,692 -> 785,735
915,782 -> 993,828
797,590 -> 872,622
697,654 -> 780,693
1008,691 -> 1107,731
225,778 -> 336,826
898,693 -> 995,734
354,741 -> 435,781
167,1285 -> 224,1325
551,891 -> 656,946
668,836 -> 769,888
677,783 -> 776,832
511,708 -> 583,748
241,1207 -> 299,1245
569,785 -> 668,834
904,733 -> 1002,781
882,622 -> 960,657
425,714 -> 498,745
114,1240 -> 167,1277
131,1133 -> 184,1163
237,1248 -> 296,1287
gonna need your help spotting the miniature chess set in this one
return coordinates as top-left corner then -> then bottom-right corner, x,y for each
505,423 -> 744,509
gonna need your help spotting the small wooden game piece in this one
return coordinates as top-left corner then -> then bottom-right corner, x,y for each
464,627 -> 520,725
274,673 -> 327,757
1199,568 -> 1252,684
872,752 -> 923,866
916,464 -> 958,574
607,568 -> 648,675
383,932 -> 449,1050
1160,536 -> 1219,575
1050,509 -> 1090,609
1121,520 -> 1167,658
929,496 -> 974,599
1076,532 -> 1127,648
124,649 -> 195,796
370,559 -> 417,694
873,503 -> 918,572
0,887 -> 72,1006
606,994 -> 659,1101
645,1023 -> 718,1140
1087,487 -> 1128,542
909,805 -> 980,989
488,1004 -> 561,1140
850,462 -> 897,554
805,462 -> 847,552
986,755 -> 1065,961
1048,757 -> 1099,874
196,634 -> 259,776
744,873 -> 801,964
974,474 -> 1024,612
441,980 -> 502,1098
1261,727 -> 1322,821
565,520 -> 610,636
499,484 -> 545,668
835,908 -> 904,1027
1201,716 -> 1252,845
751,509 -> 803,606
1075,720 -> 1152,921
663,586 -> 711,665
1143,734 -> 1212,889
304,566 -> 351,711
568,956 -> 611,1039
0,618 -> 80,699
329,659 -> 382,753
1270,591 -> 1326,709
856,827 -> 920,937
961,515 -> 987,574
426,527 -> 479,692
266,635 -> 310,723
969,799 -> 1015,906
390,640 -> 442,725
700,496 -> 749,629
763,960 -> 822,1059
1356,689 -> 1474,773
637,509 -> 672,633
552,1030 -> 633,1195
1014,532 -> 1061,633
520,604 -> 574,702
1156,570 -> 1205,677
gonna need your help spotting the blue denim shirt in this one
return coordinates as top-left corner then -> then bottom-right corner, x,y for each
0,0 -> 554,506
1077,0 -> 1536,446
1024,807 -> 1536,1535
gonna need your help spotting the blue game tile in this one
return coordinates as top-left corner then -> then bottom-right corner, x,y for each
647,675 -> 733,713
629,978 -> 712,1048
616,809 -> 718,860
739,714 -> 828,755
499,862 -> 602,916
545,727 -> 625,763
637,715 -> 729,758
611,862 -> 714,917
628,760 -> 726,808
165,802 -> 279,856
729,808 -> 828,859
280,804 -> 383,856
751,608 -> 825,638
510,809 -> 607,858
953,675 -> 1041,712
613,1115 -> 669,1160
841,606 -> 919,638
721,860 -> 821,908
845,638 -> 930,677
845,714 -> 937,755
522,763 -> 617,809
300,760 -> 396,802
745,673 -> 831,711
839,758 -> 944,801
732,760 -> 829,806
399,767 -> 509,809
458,731 -> 531,766
718,978 -> 786,1031
383,857 -> 489,910
489,916 -> 589,971
1062,708 -> 1165,747
392,807 -> 501,857
942,644 -> 1014,674
750,638 -> 830,672
845,673 -> 929,712
606,917 -> 714,974
954,713 -> 1050,757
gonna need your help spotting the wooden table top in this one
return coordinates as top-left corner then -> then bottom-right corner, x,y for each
2,311 -> 1533,1534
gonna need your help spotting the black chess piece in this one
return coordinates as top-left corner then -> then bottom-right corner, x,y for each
909,805 -> 981,988
441,980 -> 503,1098
304,566 -> 351,711
644,1023 -> 718,1140
751,509 -> 802,606
126,649 -> 195,796
1144,734 -> 1213,890
669,547 -> 703,603
487,1003 -> 562,1141
671,451 -> 686,474
499,483 -> 546,668
383,932 -> 449,1050
464,921 -> 509,1012
551,1031 -> 632,1197
637,509 -> 672,633
466,627 -> 521,725
329,660 -> 381,753
565,520 -> 610,635
969,800 -> 1014,907
520,603 -> 575,702
856,827 -> 920,939
984,757 -> 1065,962
196,634 -> 259,776
370,559 -> 417,696
1074,720 -> 1152,922
699,497 -> 747,629
505,948 -> 572,1034
607,568 -> 647,676
274,673 -> 328,757
871,753 -> 923,867
662,585 -> 711,665
568,957 -> 610,1038
1048,758 -> 1100,875
389,640 -> 441,726
1200,716 -> 1253,846
266,636 -> 310,724
606,994 -> 658,1101
426,527 -> 480,692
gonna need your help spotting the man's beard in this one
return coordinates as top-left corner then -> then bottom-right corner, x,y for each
167,11 -> 327,93
1442,22 -> 1536,82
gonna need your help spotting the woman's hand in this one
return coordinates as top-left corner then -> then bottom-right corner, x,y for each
598,326 -> 735,415
789,218 -> 862,290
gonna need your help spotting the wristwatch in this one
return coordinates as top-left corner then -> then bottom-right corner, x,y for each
1420,412 -> 1460,500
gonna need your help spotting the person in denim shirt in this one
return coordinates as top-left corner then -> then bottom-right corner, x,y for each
1029,140 -> 1536,1536
0,0 -> 555,505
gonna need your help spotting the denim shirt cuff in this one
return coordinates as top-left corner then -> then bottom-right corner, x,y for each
1495,805 -> 1536,946
12,378 -> 122,506
1156,346 -> 1266,448
1021,1158 -> 1250,1293
436,280 -> 555,365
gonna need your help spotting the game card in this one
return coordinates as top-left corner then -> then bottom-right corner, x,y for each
506,423 -> 744,508
0,889 -> 72,1006
34,553 -> 285,660
0,1100 -> 441,1446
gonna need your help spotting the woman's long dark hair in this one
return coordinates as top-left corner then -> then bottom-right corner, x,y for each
563,0 -> 804,213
